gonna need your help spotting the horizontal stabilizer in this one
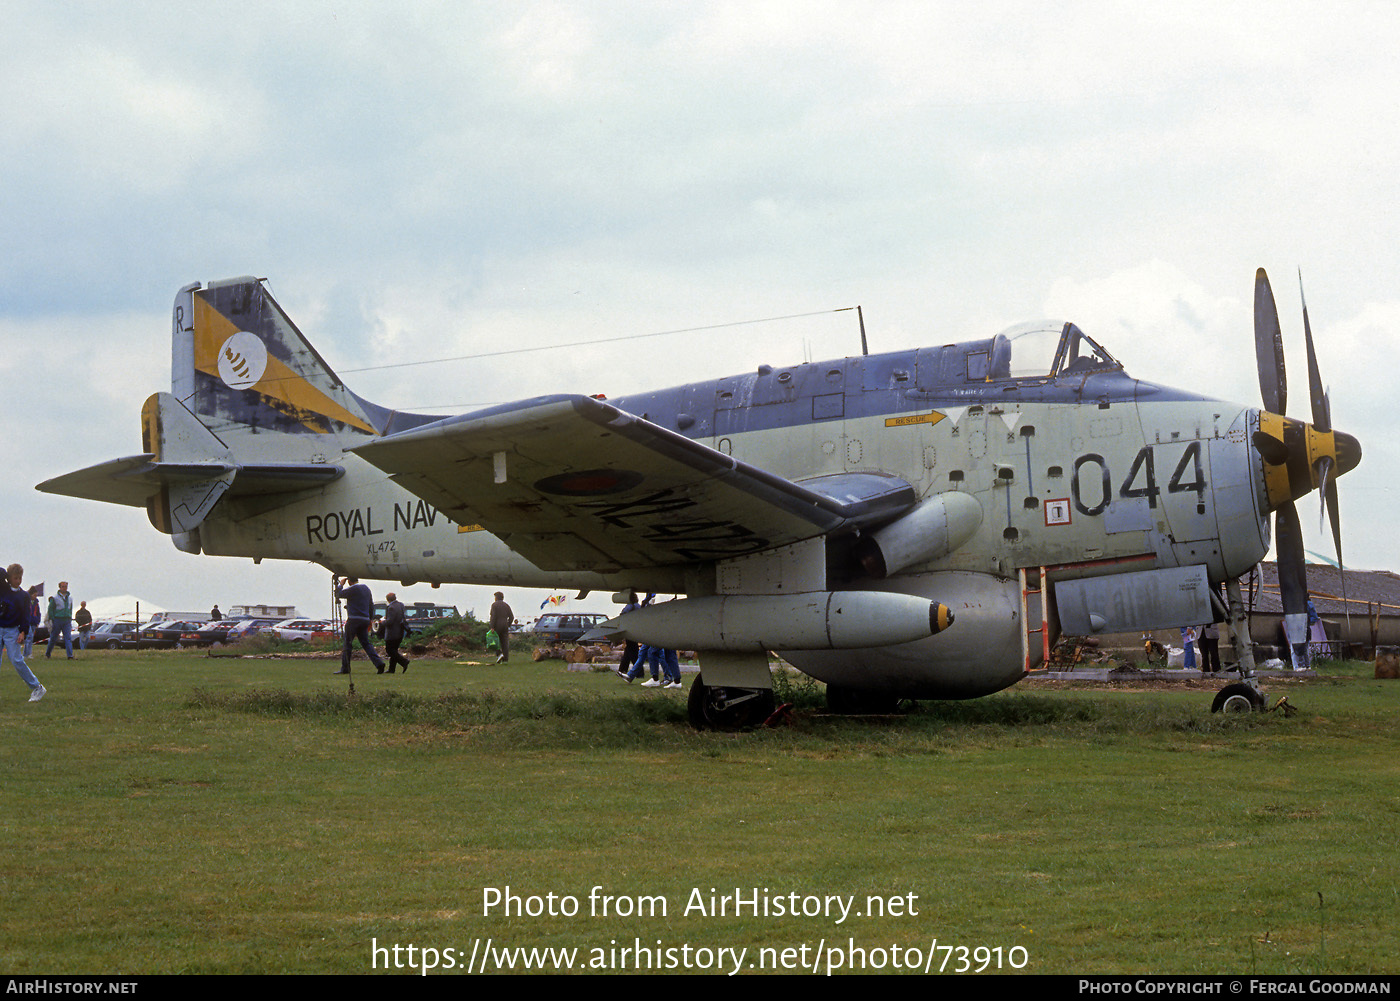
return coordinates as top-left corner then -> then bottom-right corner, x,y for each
37,457 -> 344,529
37,455 -> 185,509
353,395 -> 917,572
37,388 -> 346,532
38,457 -> 344,504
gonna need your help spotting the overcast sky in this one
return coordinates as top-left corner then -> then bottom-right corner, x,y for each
5,1 -> 1398,623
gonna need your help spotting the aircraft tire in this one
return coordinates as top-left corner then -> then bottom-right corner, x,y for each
825,685 -> 900,715
1211,682 -> 1265,713
687,675 -> 775,731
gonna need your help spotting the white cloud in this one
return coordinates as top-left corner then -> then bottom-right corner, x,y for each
1043,260 -> 1250,402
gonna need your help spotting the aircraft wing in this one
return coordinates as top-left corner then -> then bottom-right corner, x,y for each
352,394 -> 915,572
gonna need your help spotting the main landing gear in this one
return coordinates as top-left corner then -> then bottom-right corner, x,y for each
687,675 -> 776,731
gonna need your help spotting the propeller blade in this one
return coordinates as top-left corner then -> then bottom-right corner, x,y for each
1325,476 -> 1350,634
1324,476 -> 1342,566
1300,271 -> 1349,634
1255,268 -> 1287,414
1252,430 -> 1291,466
1315,455 -> 1333,534
1299,270 -> 1330,432
1276,501 -> 1308,616
1276,500 -> 1309,668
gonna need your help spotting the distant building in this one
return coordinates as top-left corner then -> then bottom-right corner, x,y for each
1243,563 -> 1400,657
1052,563 -> 1400,665
229,603 -> 301,619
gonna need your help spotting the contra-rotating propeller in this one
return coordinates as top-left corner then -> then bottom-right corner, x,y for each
1251,268 -> 1361,663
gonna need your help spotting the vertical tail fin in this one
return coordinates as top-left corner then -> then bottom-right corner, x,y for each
40,277 -> 371,554
172,277 -> 385,442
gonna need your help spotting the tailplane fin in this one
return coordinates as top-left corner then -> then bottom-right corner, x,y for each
38,277 -> 375,546
172,277 -> 385,444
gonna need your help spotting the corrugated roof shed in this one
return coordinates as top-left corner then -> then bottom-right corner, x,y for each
1246,563 -> 1400,616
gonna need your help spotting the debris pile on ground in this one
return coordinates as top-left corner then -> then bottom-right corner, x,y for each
532,642 -> 615,663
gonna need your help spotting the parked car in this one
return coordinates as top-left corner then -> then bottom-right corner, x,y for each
370,601 -> 457,637
130,620 -> 209,650
190,620 -> 236,646
87,620 -> 141,650
223,618 -> 285,642
173,622 -> 225,648
189,618 -> 266,647
372,602 -> 459,627
532,612 -> 610,643
146,611 -> 214,625
270,618 -> 338,642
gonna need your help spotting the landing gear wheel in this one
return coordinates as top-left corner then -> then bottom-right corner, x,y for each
687,674 -> 776,731
1211,682 -> 1265,713
826,685 -> 900,715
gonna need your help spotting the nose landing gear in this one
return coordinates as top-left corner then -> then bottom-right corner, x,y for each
1211,682 -> 1265,713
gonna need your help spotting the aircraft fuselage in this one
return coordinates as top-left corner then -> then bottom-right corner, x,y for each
48,281 -> 1340,703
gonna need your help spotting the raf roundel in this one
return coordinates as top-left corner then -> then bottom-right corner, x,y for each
533,468 -> 645,496
217,331 -> 268,390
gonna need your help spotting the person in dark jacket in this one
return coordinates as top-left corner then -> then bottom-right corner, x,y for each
383,592 -> 410,674
489,592 -> 514,664
24,592 -> 39,658
75,601 -> 92,651
334,576 -> 386,675
614,591 -> 641,682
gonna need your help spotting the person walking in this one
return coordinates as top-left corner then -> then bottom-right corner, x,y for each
46,581 -> 74,659
614,592 -> 640,682
334,575 -> 386,675
383,592 -> 411,674
2,565 -> 46,702
489,592 -> 514,664
24,591 -> 39,658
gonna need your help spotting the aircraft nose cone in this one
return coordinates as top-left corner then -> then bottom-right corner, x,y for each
1253,411 -> 1361,511
1335,429 -> 1361,476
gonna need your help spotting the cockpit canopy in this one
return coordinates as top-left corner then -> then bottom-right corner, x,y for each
987,321 -> 1123,381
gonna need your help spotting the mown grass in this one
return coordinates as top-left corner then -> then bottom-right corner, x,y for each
0,650 -> 1395,974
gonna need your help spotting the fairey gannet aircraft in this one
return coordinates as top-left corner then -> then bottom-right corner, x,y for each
39,270 -> 1358,727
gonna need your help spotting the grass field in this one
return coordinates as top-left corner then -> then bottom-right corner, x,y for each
0,648 -> 1395,975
